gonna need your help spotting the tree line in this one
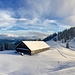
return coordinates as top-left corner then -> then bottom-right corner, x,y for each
58,27 -> 75,42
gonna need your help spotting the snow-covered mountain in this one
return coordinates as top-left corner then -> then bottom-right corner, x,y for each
0,40 -> 75,75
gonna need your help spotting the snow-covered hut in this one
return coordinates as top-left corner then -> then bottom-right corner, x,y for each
16,41 -> 50,55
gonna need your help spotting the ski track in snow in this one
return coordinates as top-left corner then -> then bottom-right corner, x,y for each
0,40 -> 75,75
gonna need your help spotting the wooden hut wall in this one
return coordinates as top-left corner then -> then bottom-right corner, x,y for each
16,42 -> 31,55
16,42 -> 29,49
31,47 -> 50,55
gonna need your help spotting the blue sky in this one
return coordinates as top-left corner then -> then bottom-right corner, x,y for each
0,0 -> 75,36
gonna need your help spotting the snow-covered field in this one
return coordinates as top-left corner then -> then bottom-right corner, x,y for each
58,39 -> 75,51
0,40 -> 75,75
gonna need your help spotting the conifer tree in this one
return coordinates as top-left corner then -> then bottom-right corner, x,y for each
66,42 -> 69,48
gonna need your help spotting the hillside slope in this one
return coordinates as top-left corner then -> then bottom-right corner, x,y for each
0,41 -> 75,75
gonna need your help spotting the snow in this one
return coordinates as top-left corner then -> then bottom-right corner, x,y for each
22,41 -> 50,51
0,40 -> 75,75
58,39 -> 75,51
69,39 -> 75,50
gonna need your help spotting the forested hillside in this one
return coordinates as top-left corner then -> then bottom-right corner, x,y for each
43,33 -> 57,41
58,27 -> 75,41
43,27 -> 75,42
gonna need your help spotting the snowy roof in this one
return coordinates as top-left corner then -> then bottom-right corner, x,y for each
22,41 -> 50,51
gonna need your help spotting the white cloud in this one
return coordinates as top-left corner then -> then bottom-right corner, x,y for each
64,16 -> 75,25
26,0 -> 75,26
28,17 -> 39,24
0,10 -> 64,33
0,10 -> 15,27
16,18 -> 27,21
43,19 -> 56,25
1,0 -> 75,35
